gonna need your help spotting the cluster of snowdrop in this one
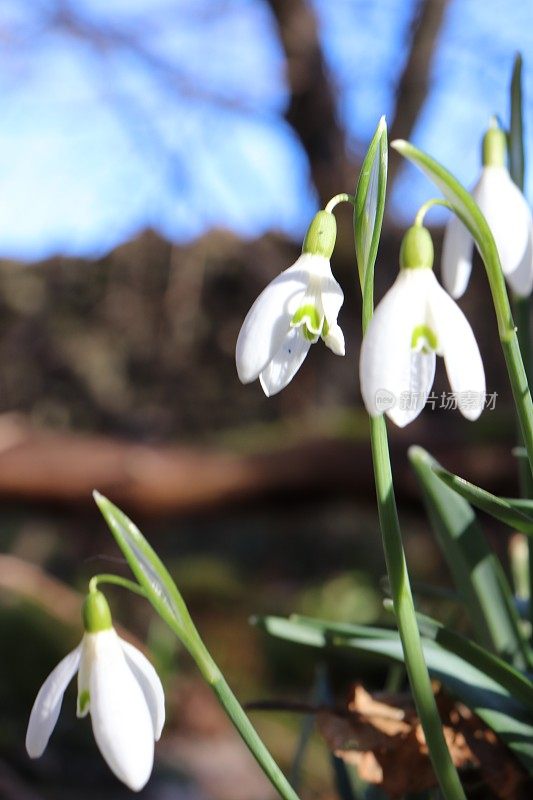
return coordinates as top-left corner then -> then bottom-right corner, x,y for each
25,120 -> 533,796
236,121 -> 533,427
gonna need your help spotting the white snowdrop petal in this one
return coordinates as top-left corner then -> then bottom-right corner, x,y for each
120,639 -> 165,741
235,257 -> 309,383
506,227 -> 533,298
319,274 -> 344,325
324,323 -> 345,356
386,350 -> 436,428
89,631 -> 154,792
428,280 -> 485,421
26,644 -> 82,758
441,213 -> 473,299
259,327 -> 311,396
360,269 -> 433,426
475,167 -> 532,276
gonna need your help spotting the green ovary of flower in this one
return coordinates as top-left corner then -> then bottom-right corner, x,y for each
411,324 -> 438,353
78,689 -> 90,714
291,303 -> 325,342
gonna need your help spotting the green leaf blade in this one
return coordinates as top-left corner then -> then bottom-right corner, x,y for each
408,448 -> 530,669
93,491 -> 194,642
434,466 -> 533,534
257,614 -> 533,773
354,116 -> 388,330
509,52 -> 524,191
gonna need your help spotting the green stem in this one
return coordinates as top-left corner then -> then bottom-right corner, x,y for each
158,614 -> 299,800
325,193 -> 355,213
189,638 -> 300,800
369,416 -> 466,799
88,573 -> 148,598
513,302 -> 533,477
508,51 -> 533,628
414,198 -> 453,227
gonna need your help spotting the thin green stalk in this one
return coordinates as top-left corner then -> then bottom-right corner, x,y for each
156,605 -> 300,800
172,623 -> 300,800
190,639 -> 301,800
356,121 -> 465,798
369,415 -> 467,800
509,52 -> 533,626
88,573 -> 148,598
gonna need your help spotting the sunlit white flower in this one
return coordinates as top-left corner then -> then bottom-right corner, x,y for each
442,126 -> 533,298
26,593 -> 164,792
236,211 -> 344,396
360,226 -> 485,427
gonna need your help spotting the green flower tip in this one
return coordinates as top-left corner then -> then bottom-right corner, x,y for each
302,210 -> 337,259
400,225 -> 434,270
83,589 -> 113,633
482,123 -> 507,168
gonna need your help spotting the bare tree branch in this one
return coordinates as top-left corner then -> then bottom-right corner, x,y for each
388,0 -> 450,187
265,0 -> 352,206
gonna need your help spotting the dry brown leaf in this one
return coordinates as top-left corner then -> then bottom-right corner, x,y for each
318,683 -> 532,799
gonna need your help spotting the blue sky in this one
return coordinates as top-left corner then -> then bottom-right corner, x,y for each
0,0 -> 531,260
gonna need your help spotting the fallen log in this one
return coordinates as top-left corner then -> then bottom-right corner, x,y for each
0,413 -> 517,516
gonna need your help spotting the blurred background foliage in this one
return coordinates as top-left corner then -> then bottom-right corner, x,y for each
0,1 -> 531,798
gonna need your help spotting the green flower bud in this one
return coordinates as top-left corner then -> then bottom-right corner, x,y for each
302,211 -> 337,259
83,590 -> 113,633
482,125 -> 507,168
400,225 -> 434,270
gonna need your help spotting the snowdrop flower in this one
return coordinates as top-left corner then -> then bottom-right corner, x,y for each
236,210 -> 344,396
442,123 -> 533,298
26,590 -> 164,792
360,225 -> 485,427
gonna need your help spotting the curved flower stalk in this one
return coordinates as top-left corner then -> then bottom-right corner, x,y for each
442,123 -> 533,298
360,225 -> 485,427
26,590 -> 164,792
236,210 -> 344,395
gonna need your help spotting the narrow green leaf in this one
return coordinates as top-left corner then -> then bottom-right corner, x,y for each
297,613 -> 533,713
433,465 -> 533,534
509,53 -> 525,191
414,612 -> 533,712
408,448 -> 529,669
289,614 -> 398,641
283,613 -> 533,713
252,614 -> 329,648
354,116 -> 388,331
93,491 -> 195,642
256,614 -> 533,773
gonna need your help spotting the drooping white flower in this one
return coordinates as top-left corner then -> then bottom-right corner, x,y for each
236,211 -> 344,396
442,124 -> 533,298
360,225 -> 485,427
26,591 -> 164,792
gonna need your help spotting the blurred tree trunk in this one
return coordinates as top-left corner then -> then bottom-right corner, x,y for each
268,0 -> 450,201
388,0 -> 450,187
265,0 -> 352,206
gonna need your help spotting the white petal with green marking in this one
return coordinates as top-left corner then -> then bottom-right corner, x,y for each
26,625 -> 165,792
360,266 -> 484,426
236,251 -> 345,395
